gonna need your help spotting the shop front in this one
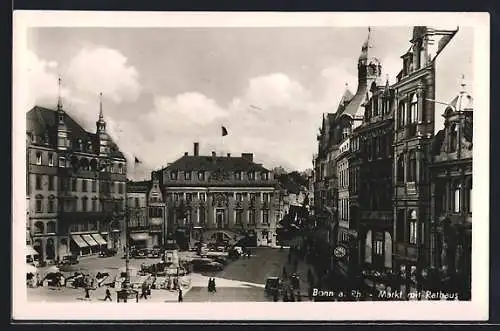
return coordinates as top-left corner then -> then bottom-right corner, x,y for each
70,234 -> 91,256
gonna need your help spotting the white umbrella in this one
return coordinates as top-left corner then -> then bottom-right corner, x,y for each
46,265 -> 60,273
26,264 -> 38,274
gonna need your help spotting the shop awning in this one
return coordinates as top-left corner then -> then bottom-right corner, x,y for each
71,235 -> 89,248
26,245 -> 39,256
82,234 -> 99,246
130,233 -> 149,241
91,233 -> 107,246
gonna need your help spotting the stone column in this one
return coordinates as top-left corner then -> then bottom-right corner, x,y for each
417,86 -> 424,123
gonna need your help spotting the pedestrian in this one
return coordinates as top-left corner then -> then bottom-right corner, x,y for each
84,286 -> 90,300
178,287 -> 183,302
104,288 -> 112,302
211,278 -> 216,292
140,285 -> 148,300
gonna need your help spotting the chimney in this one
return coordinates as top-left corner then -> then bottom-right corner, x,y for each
227,153 -> 231,157
184,152 -> 188,156
241,153 -> 253,163
194,142 -> 199,156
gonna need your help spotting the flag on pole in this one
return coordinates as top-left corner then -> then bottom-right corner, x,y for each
222,126 -> 228,136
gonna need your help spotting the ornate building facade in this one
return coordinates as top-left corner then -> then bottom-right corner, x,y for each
160,143 -> 278,250
126,173 -> 167,249
26,92 -> 127,262
429,79 -> 473,299
355,79 -> 395,287
392,26 -> 458,294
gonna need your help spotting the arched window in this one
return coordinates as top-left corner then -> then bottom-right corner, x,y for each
454,182 -> 462,213
408,151 -> 417,182
398,101 -> 406,128
397,154 -> 405,183
408,210 -> 418,244
46,221 -> 56,234
34,221 -> 44,234
410,94 -> 418,123
449,124 -> 458,152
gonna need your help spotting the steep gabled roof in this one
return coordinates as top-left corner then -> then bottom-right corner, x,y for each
26,106 -> 125,159
165,155 -> 268,172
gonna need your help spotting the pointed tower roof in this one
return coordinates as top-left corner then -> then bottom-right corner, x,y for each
57,76 -> 63,111
99,92 -> 104,120
340,83 -> 354,104
358,27 -> 373,62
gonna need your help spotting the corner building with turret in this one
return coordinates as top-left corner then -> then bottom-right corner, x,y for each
26,92 -> 127,263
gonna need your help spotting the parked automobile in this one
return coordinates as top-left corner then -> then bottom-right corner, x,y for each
147,249 -> 160,258
264,276 -> 282,295
135,249 -> 148,259
99,248 -> 117,258
61,254 -> 79,265
191,258 -> 224,272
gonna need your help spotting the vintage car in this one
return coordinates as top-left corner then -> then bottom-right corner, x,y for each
191,258 -> 224,272
99,248 -> 117,258
61,254 -> 79,265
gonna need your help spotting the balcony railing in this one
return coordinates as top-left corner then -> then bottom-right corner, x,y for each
406,182 -> 417,195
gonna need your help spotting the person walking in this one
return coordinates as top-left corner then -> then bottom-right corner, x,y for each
211,278 -> 217,293
140,285 -> 148,300
104,288 -> 112,302
84,286 -> 91,300
178,287 -> 183,302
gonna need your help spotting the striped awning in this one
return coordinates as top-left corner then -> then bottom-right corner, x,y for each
130,233 -> 149,241
71,235 -> 89,248
26,245 -> 39,256
91,233 -> 107,245
82,234 -> 99,246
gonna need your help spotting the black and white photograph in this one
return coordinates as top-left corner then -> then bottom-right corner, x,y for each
12,11 -> 489,321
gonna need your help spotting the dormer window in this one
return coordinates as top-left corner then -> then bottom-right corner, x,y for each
185,171 -> 192,180
87,141 -> 92,153
235,171 -> 242,180
262,172 -> 269,180
48,153 -> 54,166
248,171 -> 255,181
36,152 -> 42,165
170,171 -> 178,180
118,163 -> 123,174
78,139 -> 83,151
198,171 -> 205,180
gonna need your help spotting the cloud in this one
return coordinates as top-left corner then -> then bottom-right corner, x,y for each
151,92 -> 228,127
67,47 -> 141,103
23,51 -> 71,111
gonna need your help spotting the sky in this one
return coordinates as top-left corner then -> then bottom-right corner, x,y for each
24,26 -> 472,180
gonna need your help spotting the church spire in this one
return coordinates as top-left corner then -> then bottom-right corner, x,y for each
99,92 -> 104,120
96,92 -> 107,134
57,76 -> 63,111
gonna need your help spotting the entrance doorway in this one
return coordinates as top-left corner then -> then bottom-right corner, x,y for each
216,209 -> 225,229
